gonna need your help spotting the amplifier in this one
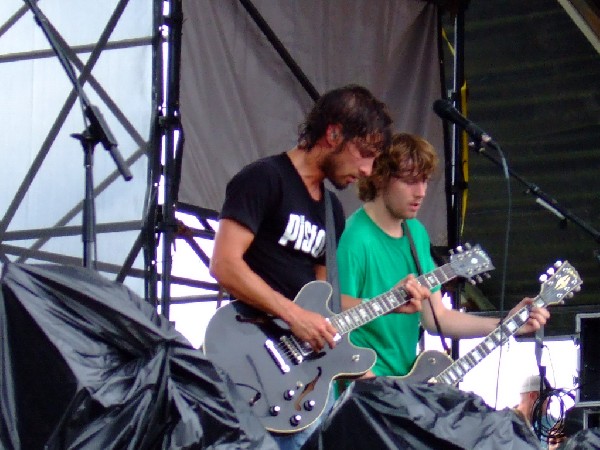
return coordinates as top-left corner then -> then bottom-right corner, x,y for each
575,313 -> 600,406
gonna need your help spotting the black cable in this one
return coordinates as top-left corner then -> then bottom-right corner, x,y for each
532,387 -> 576,443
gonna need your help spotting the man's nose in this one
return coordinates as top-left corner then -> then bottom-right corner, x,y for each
359,159 -> 375,177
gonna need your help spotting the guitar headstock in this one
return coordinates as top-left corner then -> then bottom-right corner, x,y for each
537,261 -> 582,306
448,243 -> 494,284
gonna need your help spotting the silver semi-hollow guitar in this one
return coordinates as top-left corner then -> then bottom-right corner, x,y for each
204,244 -> 493,433
396,261 -> 581,386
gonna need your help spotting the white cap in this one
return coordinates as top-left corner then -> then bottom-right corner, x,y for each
519,374 -> 545,393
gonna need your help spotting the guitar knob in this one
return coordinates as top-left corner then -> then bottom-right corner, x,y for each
464,242 -> 472,249
284,389 -> 295,400
290,414 -> 302,427
304,400 -> 316,411
269,406 -> 281,416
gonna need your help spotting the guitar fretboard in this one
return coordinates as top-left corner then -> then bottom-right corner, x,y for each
329,264 -> 457,336
433,296 -> 545,385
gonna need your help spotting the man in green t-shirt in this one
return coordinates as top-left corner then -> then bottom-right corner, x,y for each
337,132 -> 550,377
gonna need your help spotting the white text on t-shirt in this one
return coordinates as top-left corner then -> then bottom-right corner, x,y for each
278,213 -> 326,257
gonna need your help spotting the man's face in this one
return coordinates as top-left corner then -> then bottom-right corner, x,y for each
321,137 -> 380,190
381,169 -> 429,220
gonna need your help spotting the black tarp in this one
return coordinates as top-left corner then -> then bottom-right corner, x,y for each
560,427 -> 600,449
302,377 -> 542,450
0,263 -> 277,450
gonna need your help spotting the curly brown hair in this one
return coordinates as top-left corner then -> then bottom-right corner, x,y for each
358,133 -> 438,202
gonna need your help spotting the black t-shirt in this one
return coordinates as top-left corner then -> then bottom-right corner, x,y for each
220,153 -> 345,300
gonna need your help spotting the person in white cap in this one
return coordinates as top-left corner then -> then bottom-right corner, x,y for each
515,374 -> 548,424
514,374 -> 555,449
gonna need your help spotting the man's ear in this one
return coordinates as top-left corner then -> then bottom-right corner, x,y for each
326,124 -> 342,146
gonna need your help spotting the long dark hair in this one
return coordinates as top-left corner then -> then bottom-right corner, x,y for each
298,84 -> 392,152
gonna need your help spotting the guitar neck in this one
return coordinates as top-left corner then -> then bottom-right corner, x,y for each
433,296 -> 545,385
329,263 -> 457,336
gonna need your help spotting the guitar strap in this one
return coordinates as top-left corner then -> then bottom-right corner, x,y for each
402,221 -> 450,354
325,189 -> 342,313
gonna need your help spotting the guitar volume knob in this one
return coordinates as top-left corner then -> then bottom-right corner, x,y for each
290,414 -> 302,426
284,389 -> 295,400
269,406 -> 281,416
304,400 -> 316,411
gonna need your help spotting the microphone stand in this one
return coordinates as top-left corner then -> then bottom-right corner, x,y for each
469,140 -> 600,245
24,0 -> 133,270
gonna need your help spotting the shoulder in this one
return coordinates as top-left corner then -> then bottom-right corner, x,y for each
405,218 -> 427,233
235,153 -> 287,179
345,207 -> 371,230
340,209 -> 372,246
405,218 -> 431,241
226,154 -> 288,192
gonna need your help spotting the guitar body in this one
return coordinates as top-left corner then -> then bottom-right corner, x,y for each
396,350 -> 454,384
204,280 -> 376,434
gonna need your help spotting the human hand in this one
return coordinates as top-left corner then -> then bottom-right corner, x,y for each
287,303 -> 339,353
512,297 -> 550,335
390,274 -> 429,314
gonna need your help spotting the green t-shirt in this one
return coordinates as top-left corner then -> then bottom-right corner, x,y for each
337,207 -> 439,377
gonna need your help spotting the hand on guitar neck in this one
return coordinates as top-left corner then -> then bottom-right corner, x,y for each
389,274 -> 430,315
341,273 -> 430,315
286,274 -> 430,353
507,296 -> 551,336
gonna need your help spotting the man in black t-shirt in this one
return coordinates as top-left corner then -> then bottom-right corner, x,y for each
209,85 -> 429,449
210,84 -> 428,353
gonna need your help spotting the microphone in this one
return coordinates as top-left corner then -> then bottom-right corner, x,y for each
433,99 -> 496,146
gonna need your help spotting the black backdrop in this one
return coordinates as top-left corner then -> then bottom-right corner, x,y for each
453,0 -> 600,336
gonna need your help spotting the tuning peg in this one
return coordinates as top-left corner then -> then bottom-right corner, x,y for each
475,275 -> 483,284
539,274 -> 548,283
554,260 -> 563,268
483,273 -> 491,279
546,267 -> 555,276
448,248 -> 455,255
456,245 -> 463,253
468,278 -> 476,285
464,243 -> 472,250
575,286 -> 582,292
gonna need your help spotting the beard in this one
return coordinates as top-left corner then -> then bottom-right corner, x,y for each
320,143 -> 349,190
382,190 -> 414,221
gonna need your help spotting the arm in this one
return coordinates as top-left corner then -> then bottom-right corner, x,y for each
210,219 -> 338,351
421,291 -> 550,339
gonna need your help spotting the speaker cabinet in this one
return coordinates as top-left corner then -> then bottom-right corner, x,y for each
576,313 -> 600,406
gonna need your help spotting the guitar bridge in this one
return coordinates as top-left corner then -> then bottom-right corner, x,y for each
265,339 -> 290,374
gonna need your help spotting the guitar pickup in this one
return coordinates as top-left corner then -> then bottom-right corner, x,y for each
265,339 -> 291,374
280,335 -> 305,363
